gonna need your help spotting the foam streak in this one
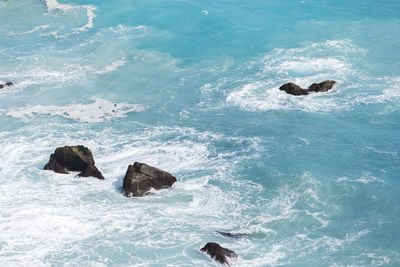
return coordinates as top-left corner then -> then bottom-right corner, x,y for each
44,0 -> 96,32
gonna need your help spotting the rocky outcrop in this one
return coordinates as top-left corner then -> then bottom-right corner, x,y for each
279,82 -> 309,95
279,80 -> 336,96
0,82 -> 13,89
201,242 -> 237,265
44,145 -> 104,179
307,80 -> 336,92
123,162 -> 176,197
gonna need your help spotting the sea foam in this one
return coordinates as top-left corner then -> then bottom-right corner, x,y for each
6,98 -> 145,123
0,122 -> 263,265
45,0 -> 96,32
223,40 -> 400,113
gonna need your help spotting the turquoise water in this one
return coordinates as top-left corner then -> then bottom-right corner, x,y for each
1,0 -> 400,265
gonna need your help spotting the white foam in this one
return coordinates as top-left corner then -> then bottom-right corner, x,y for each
76,5 -> 96,32
359,253 -> 392,265
0,59 -> 93,88
39,30 -> 71,38
289,57 -> 345,73
0,121 -> 266,264
94,58 -> 128,74
305,210 -> 329,228
223,40 -> 400,113
111,24 -> 148,34
7,25 -> 51,36
24,25 -> 51,34
297,137 -> 310,145
362,146 -> 397,157
44,0 -> 96,32
45,0 -> 73,11
258,39 -> 361,76
225,40 -> 357,112
6,98 -> 145,123
237,227 -> 371,266
226,80 -> 346,112
337,172 -> 385,184
0,123 -> 385,265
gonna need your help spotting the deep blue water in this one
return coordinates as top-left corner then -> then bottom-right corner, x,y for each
1,0 -> 399,265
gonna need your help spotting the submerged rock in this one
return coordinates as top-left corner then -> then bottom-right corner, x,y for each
44,145 -> 104,179
123,162 -> 176,197
307,80 -> 336,92
216,231 -> 248,239
279,82 -> 309,96
0,82 -> 14,89
279,80 -> 336,95
201,242 -> 237,265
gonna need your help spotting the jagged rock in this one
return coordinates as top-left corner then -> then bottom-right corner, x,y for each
307,80 -> 336,92
279,80 -> 336,95
201,242 -> 237,265
44,145 -> 104,179
279,83 -> 309,96
123,162 -> 176,197
216,231 -> 248,239
0,82 -> 13,89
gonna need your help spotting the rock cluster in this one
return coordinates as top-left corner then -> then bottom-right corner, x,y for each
279,80 -> 336,96
44,147 -> 176,196
44,147 -> 238,264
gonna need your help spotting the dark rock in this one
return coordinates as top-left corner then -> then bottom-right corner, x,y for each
123,162 -> 176,197
0,82 -> 13,89
216,231 -> 248,239
279,80 -> 337,95
44,145 -> 104,179
201,242 -> 237,265
307,80 -> 336,92
279,83 -> 309,96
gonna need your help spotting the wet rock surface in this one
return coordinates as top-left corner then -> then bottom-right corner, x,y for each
44,145 -> 104,179
279,82 -> 309,95
201,242 -> 237,265
307,80 -> 336,92
123,162 -> 176,197
279,80 -> 336,95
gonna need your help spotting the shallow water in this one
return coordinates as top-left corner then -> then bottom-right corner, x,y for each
1,0 -> 399,266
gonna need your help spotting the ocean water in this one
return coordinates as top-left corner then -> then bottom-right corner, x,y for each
1,0 -> 400,265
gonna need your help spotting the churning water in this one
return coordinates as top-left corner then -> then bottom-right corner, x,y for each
1,0 -> 400,265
